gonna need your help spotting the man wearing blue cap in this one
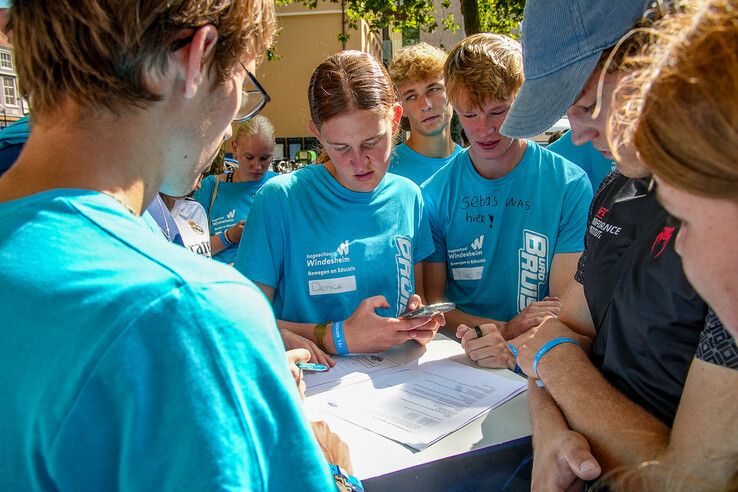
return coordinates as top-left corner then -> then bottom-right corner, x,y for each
499,0 -> 738,489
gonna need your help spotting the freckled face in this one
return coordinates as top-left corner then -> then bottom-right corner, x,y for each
453,92 -> 516,164
311,106 -> 402,192
232,133 -> 274,182
397,76 -> 453,137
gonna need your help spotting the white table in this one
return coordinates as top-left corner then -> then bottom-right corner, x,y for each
304,334 -> 532,480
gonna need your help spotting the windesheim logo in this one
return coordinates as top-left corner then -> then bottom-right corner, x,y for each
336,240 -> 349,256
471,235 -> 485,251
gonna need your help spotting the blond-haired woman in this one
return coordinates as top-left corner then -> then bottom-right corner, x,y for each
194,114 -> 277,264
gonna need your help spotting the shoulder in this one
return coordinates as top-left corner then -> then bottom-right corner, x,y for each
110,251 -> 278,352
263,170 -> 278,182
384,171 -> 419,190
528,140 -> 588,182
591,170 -> 627,207
392,143 -> 411,157
421,150 -> 465,191
256,170 -> 299,196
193,175 -> 217,200
381,172 -> 423,202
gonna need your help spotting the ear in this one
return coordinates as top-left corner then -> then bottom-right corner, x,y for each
308,121 -> 321,140
390,103 -> 403,133
176,25 -> 219,99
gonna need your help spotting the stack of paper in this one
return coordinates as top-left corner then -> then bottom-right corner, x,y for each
303,353 -> 402,396
305,354 -> 526,451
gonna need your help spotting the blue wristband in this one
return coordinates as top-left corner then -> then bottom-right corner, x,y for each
532,337 -> 579,378
220,229 -> 234,248
332,320 -> 349,355
507,343 -> 525,375
330,463 -> 364,491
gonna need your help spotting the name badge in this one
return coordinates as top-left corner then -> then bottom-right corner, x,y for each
309,275 -> 357,296
451,266 -> 484,281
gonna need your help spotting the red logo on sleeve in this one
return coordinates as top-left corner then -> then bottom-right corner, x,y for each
650,226 -> 676,258
596,207 -> 609,219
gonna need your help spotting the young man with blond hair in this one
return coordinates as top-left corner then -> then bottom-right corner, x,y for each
421,33 -> 592,360
387,42 -> 462,185
0,0 -> 349,489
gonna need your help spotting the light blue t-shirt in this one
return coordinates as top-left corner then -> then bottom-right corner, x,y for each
0,189 -> 334,491
234,164 -> 434,322
389,142 -> 464,186
421,142 -> 593,322
193,171 -> 277,264
548,130 -> 615,191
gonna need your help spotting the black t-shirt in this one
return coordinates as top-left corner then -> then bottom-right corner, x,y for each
576,172 -> 706,425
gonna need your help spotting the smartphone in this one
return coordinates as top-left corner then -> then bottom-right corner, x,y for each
399,302 -> 456,319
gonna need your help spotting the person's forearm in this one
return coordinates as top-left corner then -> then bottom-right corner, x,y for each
210,233 -> 229,255
537,341 -> 669,470
529,379 -> 571,448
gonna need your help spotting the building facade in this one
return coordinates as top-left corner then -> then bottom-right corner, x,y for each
0,32 -> 25,127
230,0 -> 464,161
238,1 -> 401,160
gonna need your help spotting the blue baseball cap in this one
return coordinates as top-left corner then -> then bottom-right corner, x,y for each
501,0 -> 651,138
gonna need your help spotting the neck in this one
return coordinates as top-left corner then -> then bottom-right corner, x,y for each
405,126 -> 456,159
159,193 -> 176,211
469,138 -> 528,180
0,109 -> 165,215
232,164 -> 247,182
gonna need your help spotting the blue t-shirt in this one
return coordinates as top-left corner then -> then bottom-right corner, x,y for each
193,171 -> 277,264
548,130 -> 614,192
0,115 -> 30,177
421,142 -> 593,322
234,164 -> 434,322
389,142 -> 464,186
0,190 -> 334,491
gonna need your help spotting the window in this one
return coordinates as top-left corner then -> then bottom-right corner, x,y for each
0,52 -> 12,70
402,27 -> 420,46
3,77 -> 17,106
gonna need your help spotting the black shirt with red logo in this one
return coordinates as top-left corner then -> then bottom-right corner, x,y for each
576,172 -> 706,425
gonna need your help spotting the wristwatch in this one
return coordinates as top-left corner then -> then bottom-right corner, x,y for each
329,464 -> 364,492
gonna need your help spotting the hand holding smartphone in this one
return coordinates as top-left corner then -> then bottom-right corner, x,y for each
399,302 -> 455,319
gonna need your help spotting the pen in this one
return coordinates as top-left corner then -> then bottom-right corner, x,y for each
296,362 -> 329,372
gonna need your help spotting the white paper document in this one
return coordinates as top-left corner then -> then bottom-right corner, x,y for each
303,353 -> 403,396
307,358 -> 526,450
